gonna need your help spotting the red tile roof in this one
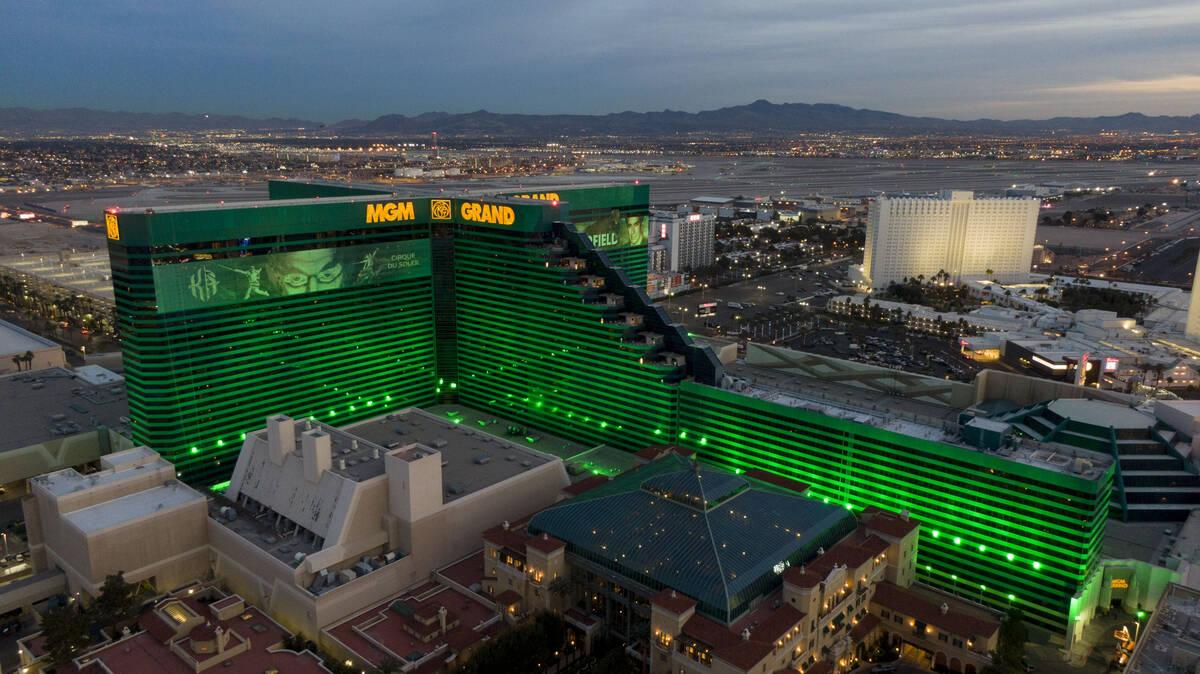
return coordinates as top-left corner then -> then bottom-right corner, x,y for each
482,523 -> 528,551
438,551 -> 488,590
494,589 -> 523,606
526,532 -> 566,554
714,638 -> 775,671
744,604 -> 804,644
565,607 -> 600,628
858,534 -> 891,556
781,566 -> 823,589
70,594 -> 329,674
562,474 -> 609,496
681,597 -> 805,671
871,582 -> 999,640
861,507 -> 920,538
210,596 -> 242,611
807,661 -> 834,674
652,588 -> 698,615
324,585 -> 497,668
745,468 -> 809,495
681,614 -> 742,651
850,612 -> 881,641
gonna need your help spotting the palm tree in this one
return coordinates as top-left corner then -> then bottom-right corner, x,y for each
10,355 -> 20,372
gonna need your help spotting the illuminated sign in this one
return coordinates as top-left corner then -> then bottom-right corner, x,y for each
105,212 -> 120,240
698,302 -> 718,317
365,201 -> 416,224
576,210 -> 648,250
509,192 -> 560,202
151,239 -> 430,313
1111,578 -> 1129,589
460,202 -> 516,226
1105,357 -> 1119,372
430,199 -> 452,220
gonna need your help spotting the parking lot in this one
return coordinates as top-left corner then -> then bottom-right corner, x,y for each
664,258 -> 853,336
794,324 -> 981,381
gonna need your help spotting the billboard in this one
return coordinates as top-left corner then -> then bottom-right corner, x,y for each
501,185 -> 649,250
573,209 -> 649,250
151,239 -> 430,313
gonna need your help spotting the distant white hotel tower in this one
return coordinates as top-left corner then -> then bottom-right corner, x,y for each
856,190 -> 1040,289
1187,257 -> 1200,341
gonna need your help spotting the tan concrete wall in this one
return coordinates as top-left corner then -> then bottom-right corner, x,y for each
48,462 -> 176,515
208,518 -> 302,600
404,460 -> 568,580
83,499 -> 208,590
0,345 -> 65,374
326,475 -> 387,546
973,368 -> 1130,407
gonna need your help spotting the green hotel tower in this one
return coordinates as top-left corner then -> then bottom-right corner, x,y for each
107,181 -> 1110,635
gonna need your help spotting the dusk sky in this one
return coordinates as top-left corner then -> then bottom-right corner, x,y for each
4,0 -> 1200,123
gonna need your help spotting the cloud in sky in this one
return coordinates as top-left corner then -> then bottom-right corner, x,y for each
2,0 -> 1199,122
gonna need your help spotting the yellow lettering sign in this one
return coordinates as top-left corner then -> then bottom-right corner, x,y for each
511,193 -> 560,202
105,213 -> 119,240
1111,578 -> 1129,589
431,199 -> 452,220
460,202 -> 515,226
365,201 -> 416,224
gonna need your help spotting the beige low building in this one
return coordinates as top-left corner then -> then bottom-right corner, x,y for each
19,406 -> 571,648
210,407 -> 570,637
24,446 -> 210,597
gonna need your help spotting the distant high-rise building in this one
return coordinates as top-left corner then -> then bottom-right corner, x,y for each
858,190 -> 1039,289
652,210 -> 715,272
1187,255 -> 1200,341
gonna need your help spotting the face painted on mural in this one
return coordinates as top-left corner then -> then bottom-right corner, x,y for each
265,248 -> 346,295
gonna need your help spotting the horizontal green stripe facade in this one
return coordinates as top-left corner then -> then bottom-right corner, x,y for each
108,185 -> 1110,636
110,219 -> 437,486
675,381 -> 1111,633
453,226 -> 677,451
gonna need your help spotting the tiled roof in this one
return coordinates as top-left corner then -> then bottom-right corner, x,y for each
746,604 -> 804,644
494,589 -> 522,606
744,468 -> 809,495
871,582 -> 999,640
714,638 -> 774,671
807,661 -> 834,674
526,532 -> 566,554
781,566 -> 824,589
651,588 -> 698,615
850,612 -> 881,641
681,614 -> 742,651
861,507 -> 920,538
562,475 -> 609,496
482,523 -> 527,551
529,453 -> 857,621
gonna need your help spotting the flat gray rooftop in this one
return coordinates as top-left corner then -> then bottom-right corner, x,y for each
62,482 -> 202,533
0,367 -> 130,453
0,319 -> 58,355
1047,398 -> 1156,430
421,404 -> 642,478
721,361 -> 1113,480
340,407 -> 557,499
1128,583 -> 1200,674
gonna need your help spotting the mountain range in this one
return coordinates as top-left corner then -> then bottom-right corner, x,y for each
3,100 -> 1200,137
